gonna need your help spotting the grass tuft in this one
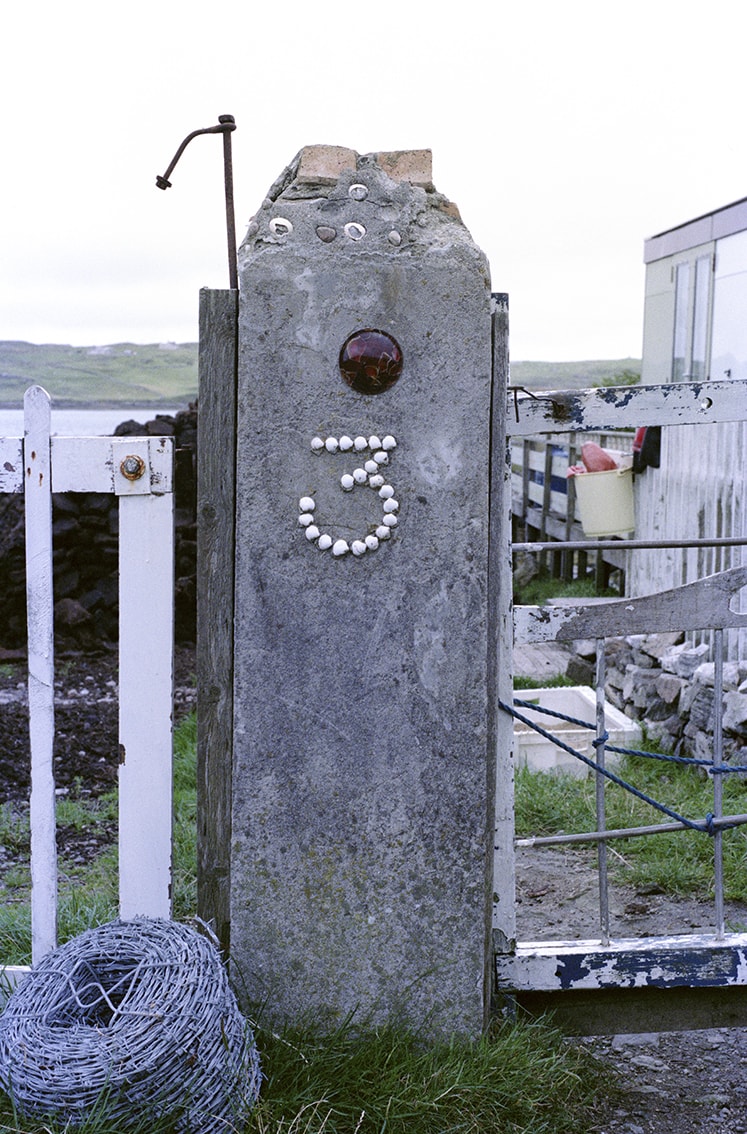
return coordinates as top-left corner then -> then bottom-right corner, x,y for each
515,736 -> 747,902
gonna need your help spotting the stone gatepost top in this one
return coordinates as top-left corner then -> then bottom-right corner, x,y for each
240,145 -> 484,267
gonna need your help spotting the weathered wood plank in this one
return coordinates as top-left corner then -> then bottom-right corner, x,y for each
495,932 -> 747,992
515,565 -> 747,642
491,294 -> 517,953
508,380 -> 747,437
196,287 -> 238,957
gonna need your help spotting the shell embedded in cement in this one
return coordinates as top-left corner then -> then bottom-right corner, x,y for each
311,437 -> 324,453
317,533 -> 333,551
376,525 -> 391,540
332,539 -> 349,557
298,513 -> 314,527
383,498 -> 399,514
354,436 -> 368,451
269,217 -> 293,235
305,525 -> 320,541
340,474 -> 355,492
348,183 -> 369,201
299,496 -> 315,512
339,435 -> 354,451
325,437 -> 339,453
344,222 -> 366,240
382,514 -> 398,527
378,484 -> 394,499
368,435 -> 382,451
353,468 -> 368,484
364,459 -> 378,474
382,435 -> 397,451
373,451 -> 388,465
365,534 -> 380,551
351,540 -> 367,556
368,474 -> 385,488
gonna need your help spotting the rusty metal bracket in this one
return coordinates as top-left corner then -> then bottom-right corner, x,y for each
156,115 -> 238,290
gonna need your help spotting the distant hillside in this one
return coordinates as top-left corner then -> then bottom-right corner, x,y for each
0,341 -> 641,406
509,358 -> 641,391
0,341 -> 198,406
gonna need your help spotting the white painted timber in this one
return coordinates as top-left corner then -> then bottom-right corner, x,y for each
495,932 -> 747,992
118,491 -> 174,919
508,380 -> 747,436
515,566 -> 747,643
0,438 -> 23,493
23,387 -> 58,964
1,387 -> 176,968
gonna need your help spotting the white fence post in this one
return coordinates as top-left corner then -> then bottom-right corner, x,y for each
0,392 -> 176,984
23,386 -> 58,964
116,438 -> 175,919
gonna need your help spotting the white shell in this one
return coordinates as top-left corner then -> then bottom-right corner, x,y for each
378,484 -> 394,499
351,540 -> 367,556
368,435 -> 382,450
383,498 -> 399,514
340,474 -> 355,491
376,525 -> 391,540
269,216 -> 293,235
299,496 -> 315,512
368,474 -> 385,488
311,437 -> 324,453
332,539 -> 349,556
317,533 -> 333,550
382,435 -> 397,450
344,221 -> 366,240
365,535 -> 380,551
339,435 -> 354,451
354,436 -> 368,451
364,459 -> 378,474
305,525 -> 320,540
373,450 -> 389,465
353,467 -> 368,484
298,513 -> 314,526
382,514 -> 398,527
325,437 -> 339,453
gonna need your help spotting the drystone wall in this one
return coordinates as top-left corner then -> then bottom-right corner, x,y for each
568,632 -> 747,764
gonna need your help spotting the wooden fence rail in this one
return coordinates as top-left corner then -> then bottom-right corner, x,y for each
1,387 -> 174,991
511,429 -> 634,588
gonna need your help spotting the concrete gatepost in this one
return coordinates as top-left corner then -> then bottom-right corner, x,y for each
217,146 -> 500,1036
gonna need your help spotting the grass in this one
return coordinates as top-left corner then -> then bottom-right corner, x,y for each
515,737 -> 747,902
0,714 -> 197,966
514,572 -> 618,608
0,1013 -> 609,1134
0,341 -> 198,407
0,714 -> 613,1134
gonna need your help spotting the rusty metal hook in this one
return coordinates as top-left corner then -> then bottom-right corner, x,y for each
156,114 -> 238,290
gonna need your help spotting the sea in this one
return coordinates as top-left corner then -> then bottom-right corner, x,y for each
0,406 -> 186,438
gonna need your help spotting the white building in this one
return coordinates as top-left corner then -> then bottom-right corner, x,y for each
633,196 -> 747,656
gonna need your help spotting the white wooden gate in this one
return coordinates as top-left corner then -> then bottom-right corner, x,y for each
1,386 -> 174,989
491,301 -> 747,1029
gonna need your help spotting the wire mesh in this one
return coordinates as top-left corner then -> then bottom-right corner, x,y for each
0,918 -> 261,1131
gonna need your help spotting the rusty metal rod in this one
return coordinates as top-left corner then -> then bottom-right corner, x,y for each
516,811 -> 747,848
156,115 -> 238,290
514,536 -> 747,553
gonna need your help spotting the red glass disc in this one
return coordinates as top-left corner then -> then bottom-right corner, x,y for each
339,329 -> 403,395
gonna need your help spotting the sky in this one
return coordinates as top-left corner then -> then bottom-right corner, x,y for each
2,0 -> 745,362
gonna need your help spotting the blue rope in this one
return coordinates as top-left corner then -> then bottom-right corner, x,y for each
512,696 -> 747,776
501,699 -> 712,834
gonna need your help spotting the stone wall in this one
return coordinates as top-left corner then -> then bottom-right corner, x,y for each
568,632 -> 747,763
0,406 -> 197,655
